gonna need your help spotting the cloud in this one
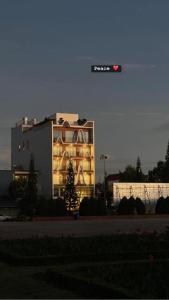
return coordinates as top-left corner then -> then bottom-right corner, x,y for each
0,40 -> 21,50
135,112 -> 161,117
0,120 -> 14,129
124,64 -> 156,71
0,148 -> 10,168
75,56 -> 118,63
154,122 -> 169,132
89,111 -> 162,119
75,56 -> 94,61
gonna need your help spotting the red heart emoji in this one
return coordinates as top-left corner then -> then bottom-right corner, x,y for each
113,65 -> 119,71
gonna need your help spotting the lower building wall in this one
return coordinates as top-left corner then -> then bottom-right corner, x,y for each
0,207 -> 18,216
53,185 -> 95,200
0,170 -> 12,196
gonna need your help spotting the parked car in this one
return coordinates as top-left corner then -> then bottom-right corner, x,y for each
0,215 -> 13,221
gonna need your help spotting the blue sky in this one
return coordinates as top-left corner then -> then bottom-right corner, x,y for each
0,0 -> 169,180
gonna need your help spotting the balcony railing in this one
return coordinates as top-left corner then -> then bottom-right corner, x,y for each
53,138 -> 93,144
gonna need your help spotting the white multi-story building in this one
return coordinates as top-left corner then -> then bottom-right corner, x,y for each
11,113 -> 95,200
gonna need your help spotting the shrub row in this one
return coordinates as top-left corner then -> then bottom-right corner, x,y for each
117,196 -> 169,214
79,197 -> 106,216
29,196 -> 107,217
36,197 -> 67,216
117,197 -> 145,214
155,196 -> 169,214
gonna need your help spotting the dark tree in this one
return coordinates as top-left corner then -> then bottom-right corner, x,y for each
163,141 -> 169,182
148,161 -> 165,182
36,197 -> 67,216
165,141 -> 169,162
117,197 -> 145,215
155,197 -> 169,214
148,141 -> 169,183
117,196 -> 135,214
64,160 -> 78,211
8,177 -> 27,200
119,165 -> 137,182
119,158 -> 146,182
19,154 -> 38,216
136,157 -> 141,173
135,157 -> 144,182
135,197 -> 145,214
79,197 -> 106,216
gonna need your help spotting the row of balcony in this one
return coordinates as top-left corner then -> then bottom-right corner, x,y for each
53,153 -> 93,158
53,181 -> 94,186
53,138 -> 93,144
53,168 -> 94,172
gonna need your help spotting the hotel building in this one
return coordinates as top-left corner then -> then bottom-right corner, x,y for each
11,113 -> 95,200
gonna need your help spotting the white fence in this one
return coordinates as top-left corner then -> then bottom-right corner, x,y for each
113,182 -> 169,203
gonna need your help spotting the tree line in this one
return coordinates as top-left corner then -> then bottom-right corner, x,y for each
119,141 -> 169,183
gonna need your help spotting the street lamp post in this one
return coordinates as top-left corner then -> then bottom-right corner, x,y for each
100,154 -> 108,206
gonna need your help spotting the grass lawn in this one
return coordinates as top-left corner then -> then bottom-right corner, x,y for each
55,261 -> 169,299
1,232 -> 169,298
0,263 -> 78,299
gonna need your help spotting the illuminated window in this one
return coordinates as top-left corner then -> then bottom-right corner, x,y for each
53,173 -> 63,184
53,159 -> 60,171
53,145 -> 62,156
83,160 -> 90,171
84,173 -> 90,185
66,145 -> 76,157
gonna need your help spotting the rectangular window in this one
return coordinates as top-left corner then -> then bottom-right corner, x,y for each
83,131 -> 89,143
53,130 -> 62,142
65,131 -> 74,143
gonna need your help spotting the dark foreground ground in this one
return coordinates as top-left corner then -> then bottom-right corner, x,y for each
1,230 -> 169,298
1,216 -> 169,298
0,215 -> 169,239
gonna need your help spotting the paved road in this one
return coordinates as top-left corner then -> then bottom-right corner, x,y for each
0,216 -> 169,239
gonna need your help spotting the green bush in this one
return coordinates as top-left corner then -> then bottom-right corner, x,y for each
135,197 -> 146,214
36,197 -> 67,216
117,197 -> 145,215
155,197 -> 169,214
79,197 -> 106,216
117,196 -> 135,214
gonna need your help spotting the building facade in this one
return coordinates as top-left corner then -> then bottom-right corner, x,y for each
113,182 -> 169,204
11,113 -> 95,200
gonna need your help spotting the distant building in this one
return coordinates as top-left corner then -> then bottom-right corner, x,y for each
11,113 -> 95,200
112,182 -> 169,204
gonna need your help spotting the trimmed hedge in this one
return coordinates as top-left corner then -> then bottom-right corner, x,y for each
36,197 -> 67,216
79,197 -> 106,216
117,197 -> 145,215
155,196 -> 169,214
